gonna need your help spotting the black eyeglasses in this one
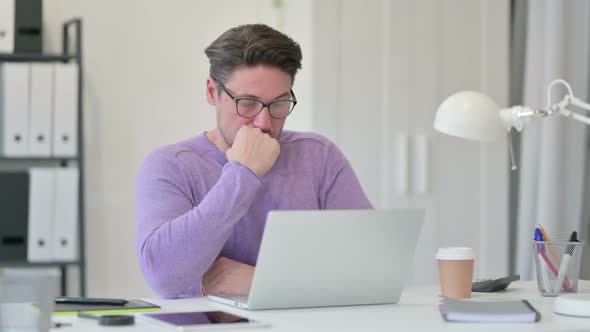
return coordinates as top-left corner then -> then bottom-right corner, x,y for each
212,77 -> 297,119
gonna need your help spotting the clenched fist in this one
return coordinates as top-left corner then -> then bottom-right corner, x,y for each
226,126 -> 280,177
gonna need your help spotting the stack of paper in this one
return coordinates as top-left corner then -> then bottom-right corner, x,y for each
439,298 -> 541,323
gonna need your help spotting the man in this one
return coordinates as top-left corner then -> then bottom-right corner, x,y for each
136,24 -> 371,299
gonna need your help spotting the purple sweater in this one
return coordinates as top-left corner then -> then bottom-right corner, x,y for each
136,131 -> 372,298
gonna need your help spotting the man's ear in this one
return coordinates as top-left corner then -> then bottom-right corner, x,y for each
206,77 -> 218,106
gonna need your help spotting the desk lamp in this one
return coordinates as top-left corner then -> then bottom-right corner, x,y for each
433,79 -> 590,170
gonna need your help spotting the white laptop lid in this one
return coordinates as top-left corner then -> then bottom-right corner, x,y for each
247,209 -> 424,310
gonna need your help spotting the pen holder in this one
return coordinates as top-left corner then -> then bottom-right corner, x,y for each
532,240 -> 585,296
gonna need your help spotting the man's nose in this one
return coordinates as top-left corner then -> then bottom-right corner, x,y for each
253,107 -> 272,132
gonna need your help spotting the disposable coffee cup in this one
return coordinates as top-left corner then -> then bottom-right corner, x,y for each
436,247 -> 475,299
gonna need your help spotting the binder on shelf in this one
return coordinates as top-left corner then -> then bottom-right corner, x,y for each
52,167 -> 79,261
29,63 -> 54,157
0,0 -> 42,53
52,63 -> 78,157
0,0 -> 15,53
13,0 -> 43,53
0,62 -> 30,156
27,168 -> 56,262
0,172 -> 29,262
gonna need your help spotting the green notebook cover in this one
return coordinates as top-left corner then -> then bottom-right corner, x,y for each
50,299 -> 161,316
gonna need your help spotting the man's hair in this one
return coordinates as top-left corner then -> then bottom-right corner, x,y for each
204,24 -> 302,89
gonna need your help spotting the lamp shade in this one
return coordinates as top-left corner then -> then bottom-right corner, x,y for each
434,91 -> 506,142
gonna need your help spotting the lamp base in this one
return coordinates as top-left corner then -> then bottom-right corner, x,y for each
554,293 -> 590,317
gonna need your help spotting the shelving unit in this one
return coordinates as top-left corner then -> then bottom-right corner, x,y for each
0,18 -> 85,296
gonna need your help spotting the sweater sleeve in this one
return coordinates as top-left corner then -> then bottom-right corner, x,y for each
320,143 -> 373,209
135,150 -> 262,298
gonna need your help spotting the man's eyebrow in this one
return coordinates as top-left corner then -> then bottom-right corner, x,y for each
236,91 -> 291,101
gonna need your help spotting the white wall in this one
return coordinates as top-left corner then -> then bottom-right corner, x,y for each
310,0 -> 510,284
43,0 -> 313,297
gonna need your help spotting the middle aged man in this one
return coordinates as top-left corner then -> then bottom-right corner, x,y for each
136,24 -> 372,299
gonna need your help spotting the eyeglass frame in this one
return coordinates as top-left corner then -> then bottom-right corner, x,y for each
211,76 -> 297,119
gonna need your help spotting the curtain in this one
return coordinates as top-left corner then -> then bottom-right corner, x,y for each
515,0 -> 590,279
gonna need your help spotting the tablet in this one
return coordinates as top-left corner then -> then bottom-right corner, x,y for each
142,311 -> 269,331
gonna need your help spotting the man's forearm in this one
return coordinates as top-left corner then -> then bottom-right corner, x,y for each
136,161 -> 262,298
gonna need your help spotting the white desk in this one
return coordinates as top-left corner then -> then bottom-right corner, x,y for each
53,280 -> 590,331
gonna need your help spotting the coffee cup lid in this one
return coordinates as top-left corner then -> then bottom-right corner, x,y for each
435,247 -> 474,260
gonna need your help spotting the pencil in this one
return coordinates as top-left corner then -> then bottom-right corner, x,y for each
538,224 -> 560,267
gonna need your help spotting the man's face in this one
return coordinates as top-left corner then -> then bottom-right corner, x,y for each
206,65 -> 293,147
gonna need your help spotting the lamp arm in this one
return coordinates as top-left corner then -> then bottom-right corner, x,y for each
545,78 -> 590,126
558,106 -> 590,126
570,97 -> 590,112
505,79 -> 590,130
552,90 -> 590,126
500,80 -> 590,172
546,79 -> 574,110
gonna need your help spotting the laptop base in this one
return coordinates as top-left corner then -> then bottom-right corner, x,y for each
208,294 -> 250,309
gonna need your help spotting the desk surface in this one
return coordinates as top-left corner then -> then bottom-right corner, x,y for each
53,280 -> 590,331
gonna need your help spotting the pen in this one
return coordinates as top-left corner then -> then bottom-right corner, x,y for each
555,232 -> 577,293
536,230 -> 564,276
78,313 -> 99,320
534,228 -> 572,291
571,231 -> 579,242
555,235 -> 574,292
538,253 -> 552,292
538,224 -> 573,291
535,228 -> 553,293
538,224 -> 561,267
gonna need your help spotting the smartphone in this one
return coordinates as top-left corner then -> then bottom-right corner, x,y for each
142,311 -> 269,331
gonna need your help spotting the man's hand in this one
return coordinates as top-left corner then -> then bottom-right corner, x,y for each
201,257 -> 255,296
226,126 -> 280,177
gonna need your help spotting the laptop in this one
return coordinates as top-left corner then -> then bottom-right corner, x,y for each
208,209 -> 424,310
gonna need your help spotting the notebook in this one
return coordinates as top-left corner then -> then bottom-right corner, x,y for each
439,298 -> 541,323
42,299 -> 160,316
